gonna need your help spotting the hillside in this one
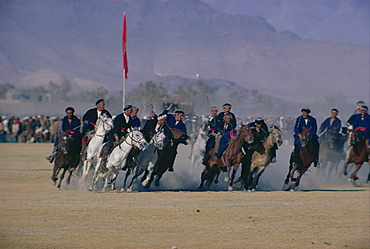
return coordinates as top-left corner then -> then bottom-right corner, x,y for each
0,0 -> 368,104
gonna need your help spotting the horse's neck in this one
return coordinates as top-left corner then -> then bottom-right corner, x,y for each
263,133 -> 275,150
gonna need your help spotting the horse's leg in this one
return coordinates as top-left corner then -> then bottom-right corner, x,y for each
57,168 -> 67,190
205,168 -> 217,190
250,167 -> 266,191
343,161 -> 350,176
284,154 -> 294,184
82,159 -> 89,178
121,168 -> 131,191
349,163 -> 363,181
66,167 -> 74,185
154,166 -> 168,187
214,171 -> 221,184
198,167 -> 208,190
142,162 -> 155,187
227,164 -> 239,191
291,167 -> 308,191
290,163 -> 299,181
51,164 -> 59,184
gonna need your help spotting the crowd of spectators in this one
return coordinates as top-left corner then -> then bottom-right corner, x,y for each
0,114 -> 297,144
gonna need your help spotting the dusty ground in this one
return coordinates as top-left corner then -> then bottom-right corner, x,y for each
0,143 -> 369,249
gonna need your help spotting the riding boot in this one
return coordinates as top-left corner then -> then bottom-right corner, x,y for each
46,146 -> 57,163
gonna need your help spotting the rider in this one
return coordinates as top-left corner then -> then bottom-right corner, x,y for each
347,101 -> 364,127
46,107 -> 81,163
216,103 -> 237,129
293,107 -> 319,167
99,105 -> 134,161
130,106 -> 141,129
202,106 -> 218,165
214,113 -> 236,159
81,99 -> 112,159
159,103 -> 188,172
352,105 -> 370,158
318,108 -> 342,142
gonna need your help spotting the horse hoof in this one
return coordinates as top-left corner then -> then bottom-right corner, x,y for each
142,179 -> 149,187
228,186 -> 233,191
284,179 -> 289,185
343,170 -> 347,176
88,186 -> 93,191
214,179 -> 219,184
119,188 -> 125,192
224,177 -> 229,182
126,188 -> 132,193
57,188 -> 60,191
290,189 -> 295,192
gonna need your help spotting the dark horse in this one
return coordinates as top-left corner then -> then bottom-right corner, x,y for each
343,129 -> 369,182
318,128 -> 347,179
284,127 -> 314,191
199,124 -> 254,191
51,132 -> 80,190
143,128 -> 188,189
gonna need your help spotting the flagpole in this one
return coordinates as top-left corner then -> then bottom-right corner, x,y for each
122,68 -> 126,108
122,12 -> 128,109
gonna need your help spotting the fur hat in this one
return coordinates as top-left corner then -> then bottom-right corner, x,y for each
301,107 -> 311,113
65,107 -> 75,113
123,105 -> 133,111
95,99 -> 104,106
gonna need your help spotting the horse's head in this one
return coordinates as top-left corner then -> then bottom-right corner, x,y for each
300,127 -> 311,147
271,125 -> 283,146
238,123 -> 254,144
58,132 -> 73,154
152,129 -> 166,150
98,113 -> 113,133
348,129 -> 361,147
127,129 -> 148,150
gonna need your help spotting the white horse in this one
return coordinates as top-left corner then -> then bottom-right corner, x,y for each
190,116 -> 208,170
82,113 -> 113,177
88,129 -> 148,192
126,129 -> 166,192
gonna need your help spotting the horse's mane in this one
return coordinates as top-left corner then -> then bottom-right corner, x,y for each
169,128 -> 185,139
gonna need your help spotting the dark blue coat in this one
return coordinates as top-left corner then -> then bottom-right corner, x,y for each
62,115 -> 81,139
294,115 -> 318,137
161,110 -> 187,134
353,113 -> 370,138
215,120 -> 234,133
109,113 -> 133,140
216,112 -> 237,129
319,117 -> 342,134
82,108 -> 112,133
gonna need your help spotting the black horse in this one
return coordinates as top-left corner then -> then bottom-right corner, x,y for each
317,128 -> 347,179
51,132 -> 80,190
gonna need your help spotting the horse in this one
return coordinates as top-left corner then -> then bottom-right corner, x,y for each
88,129 -> 148,192
343,129 -> 369,182
142,128 -> 188,189
317,128 -> 346,179
190,116 -> 209,170
81,113 -> 113,177
51,132 -> 80,190
199,124 -> 254,191
126,129 -> 166,192
284,127 -> 314,191
243,125 -> 283,191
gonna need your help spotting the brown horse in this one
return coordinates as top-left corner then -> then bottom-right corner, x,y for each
244,125 -> 283,191
343,129 -> 369,182
51,133 -> 80,190
199,124 -> 254,191
284,127 -> 314,191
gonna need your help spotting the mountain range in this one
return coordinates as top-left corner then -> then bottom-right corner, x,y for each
0,0 -> 368,107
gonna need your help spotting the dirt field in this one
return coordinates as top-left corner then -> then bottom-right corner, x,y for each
0,143 -> 369,249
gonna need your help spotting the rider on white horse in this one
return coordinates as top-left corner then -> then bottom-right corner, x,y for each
100,105 -> 134,162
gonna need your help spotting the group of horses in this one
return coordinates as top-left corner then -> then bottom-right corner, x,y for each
51,114 -> 369,191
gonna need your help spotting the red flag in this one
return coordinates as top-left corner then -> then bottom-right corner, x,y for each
122,12 -> 128,79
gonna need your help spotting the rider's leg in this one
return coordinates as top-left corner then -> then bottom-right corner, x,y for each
46,137 -> 59,163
